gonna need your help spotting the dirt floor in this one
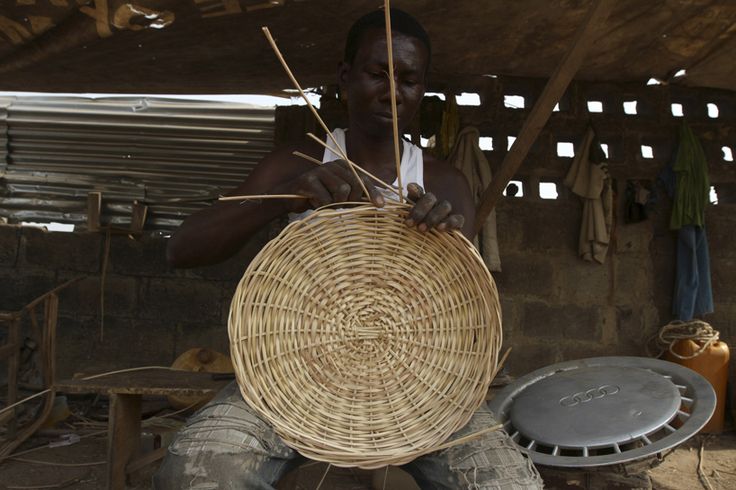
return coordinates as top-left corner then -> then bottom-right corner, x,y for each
649,433 -> 736,490
1,431 -> 734,489
0,393 -> 734,490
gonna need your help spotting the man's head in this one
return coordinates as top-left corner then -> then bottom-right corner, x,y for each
339,8 -> 431,138
344,8 -> 431,70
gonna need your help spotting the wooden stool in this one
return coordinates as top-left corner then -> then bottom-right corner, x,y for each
56,368 -> 229,490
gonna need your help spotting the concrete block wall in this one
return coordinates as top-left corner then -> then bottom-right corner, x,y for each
428,76 -> 736,375
0,77 -> 734,380
0,224 -> 272,378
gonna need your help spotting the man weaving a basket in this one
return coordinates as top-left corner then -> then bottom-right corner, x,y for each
158,8 -> 542,490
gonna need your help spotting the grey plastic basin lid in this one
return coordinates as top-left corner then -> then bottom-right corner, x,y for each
488,357 -> 716,467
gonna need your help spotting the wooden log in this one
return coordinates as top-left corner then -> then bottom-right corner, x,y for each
473,0 -> 617,235
107,393 -> 141,490
88,191 -> 102,232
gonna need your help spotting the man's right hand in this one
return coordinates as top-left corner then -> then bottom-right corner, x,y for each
276,159 -> 386,213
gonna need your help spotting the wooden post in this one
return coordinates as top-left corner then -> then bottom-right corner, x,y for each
88,191 -> 102,232
5,317 -> 20,437
107,393 -> 142,490
130,200 -> 148,234
473,0 -> 617,235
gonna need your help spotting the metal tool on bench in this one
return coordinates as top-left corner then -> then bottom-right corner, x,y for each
488,356 -> 716,468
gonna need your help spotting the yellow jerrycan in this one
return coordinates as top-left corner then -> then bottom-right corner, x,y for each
666,339 -> 729,433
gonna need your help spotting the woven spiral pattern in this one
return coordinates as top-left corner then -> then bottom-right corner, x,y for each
229,203 -> 501,468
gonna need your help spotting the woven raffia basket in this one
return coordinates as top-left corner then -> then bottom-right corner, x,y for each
228,202 -> 501,468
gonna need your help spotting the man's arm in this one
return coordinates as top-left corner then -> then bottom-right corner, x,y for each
166,145 -> 310,268
166,142 -> 386,268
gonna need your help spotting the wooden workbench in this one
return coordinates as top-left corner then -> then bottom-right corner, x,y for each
56,368 -> 231,490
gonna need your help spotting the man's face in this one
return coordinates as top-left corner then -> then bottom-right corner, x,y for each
339,28 -> 428,138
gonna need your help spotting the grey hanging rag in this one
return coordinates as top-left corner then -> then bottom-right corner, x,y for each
564,127 -> 613,264
447,127 -> 501,272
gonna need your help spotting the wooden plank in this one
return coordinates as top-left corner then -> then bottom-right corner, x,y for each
55,368 -> 229,397
0,295 -> 59,460
130,200 -> 148,234
88,191 -> 102,232
0,341 -> 19,360
107,393 -> 142,490
473,0 -> 617,235
23,276 -> 83,312
0,311 -> 21,322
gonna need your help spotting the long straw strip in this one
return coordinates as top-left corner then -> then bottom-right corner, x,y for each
305,133 -> 401,197
9,458 -> 105,467
0,389 -> 51,417
219,194 -> 305,202
261,27 -> 371,200
353,423 -> 505,465
490,346 -> 512,382
383,3 -> 404,203
292,151 -> 322,165
0,366 -> 185,418
314,463 -> 332,490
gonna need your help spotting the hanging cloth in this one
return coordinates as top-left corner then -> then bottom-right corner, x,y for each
431,96 -> 460,160
447,127 -> 501,272
564,127 -> 613,264
670,122 -> 710,230
669,122 -> 713,320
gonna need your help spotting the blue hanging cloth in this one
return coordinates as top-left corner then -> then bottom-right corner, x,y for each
667,123 -> 713,320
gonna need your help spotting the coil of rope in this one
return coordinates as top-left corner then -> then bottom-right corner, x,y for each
648,319 -> 720,360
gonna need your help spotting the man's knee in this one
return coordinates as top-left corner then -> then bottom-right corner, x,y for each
153,382 -> 297,489
443,430 -> 543,489
154,448 -> 284,490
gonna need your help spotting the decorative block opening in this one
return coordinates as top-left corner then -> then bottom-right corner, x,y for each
641,145 -> 654,159
623,101 -> 638,115
707,103 -> 719,118
587,101 -> 604,113
600,143 -> 609,159
557,142 -> 575,157
507,136 -> 517,151
710,186 -> 719,205
425,92 -> 446,101
455,92 -> 481,106
479,137 -> 493,151
539,182 -> 559,200
504,180 -> 523,197
504,95 -> 525,109
671,103 -> 684,117
722,146 -> 734,162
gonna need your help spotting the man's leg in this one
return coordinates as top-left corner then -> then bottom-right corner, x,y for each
403,403 -> 543,489
153,382 -> 302,490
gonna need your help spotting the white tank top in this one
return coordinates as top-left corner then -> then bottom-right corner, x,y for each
289,128 -> 424,222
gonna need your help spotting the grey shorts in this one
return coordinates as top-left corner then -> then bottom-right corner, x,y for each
153,382 -> 542,489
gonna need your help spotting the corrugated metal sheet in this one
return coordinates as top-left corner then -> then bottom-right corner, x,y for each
0,97 -> 275,231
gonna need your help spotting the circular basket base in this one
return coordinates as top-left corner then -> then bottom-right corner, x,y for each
229,204 -> 501,468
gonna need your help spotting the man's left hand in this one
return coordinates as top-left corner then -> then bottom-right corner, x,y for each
404,183 -> 465,233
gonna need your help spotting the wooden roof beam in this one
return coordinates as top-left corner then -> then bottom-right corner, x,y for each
473,0 -> 617,236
